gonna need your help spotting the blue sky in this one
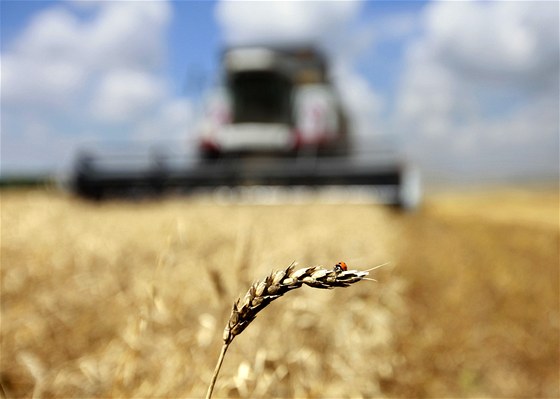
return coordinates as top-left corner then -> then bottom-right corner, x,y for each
1,0 -> 558,183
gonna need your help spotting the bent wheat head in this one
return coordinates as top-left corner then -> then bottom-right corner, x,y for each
206,262 -> 372,399
224,263 -> 369,344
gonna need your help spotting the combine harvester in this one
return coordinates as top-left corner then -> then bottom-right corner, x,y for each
71,46 -> 420,209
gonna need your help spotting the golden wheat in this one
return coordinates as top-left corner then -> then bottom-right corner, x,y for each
206,262 -> 373,399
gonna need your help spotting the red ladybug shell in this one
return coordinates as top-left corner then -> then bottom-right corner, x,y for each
335,261 -> 348,272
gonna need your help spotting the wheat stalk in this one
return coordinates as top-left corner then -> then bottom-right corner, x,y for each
205,262 -> 375,399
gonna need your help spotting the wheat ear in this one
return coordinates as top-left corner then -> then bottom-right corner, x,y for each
206,262 -> 371,399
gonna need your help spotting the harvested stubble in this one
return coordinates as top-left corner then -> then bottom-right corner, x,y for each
206,262 -> 372,399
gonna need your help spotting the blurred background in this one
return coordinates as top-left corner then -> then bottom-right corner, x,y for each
1,1 -> 558,398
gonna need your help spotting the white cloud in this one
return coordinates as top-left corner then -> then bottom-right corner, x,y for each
2,6 -> 86,108
85,2 -> 170,71
14,6 -> 83,60
216,1 -> 361,47
1,1 -> 192,174
2,53 -> 86,108
133,98 -> 193,142
425,1 -> 558,81
395,1 -> 559,181
91,70 -> 167,123
11,2 -> 170,71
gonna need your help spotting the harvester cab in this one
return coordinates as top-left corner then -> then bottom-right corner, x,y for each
198,46 -> 349,159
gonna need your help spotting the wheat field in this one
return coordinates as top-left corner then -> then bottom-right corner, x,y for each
1,187 -> 558,398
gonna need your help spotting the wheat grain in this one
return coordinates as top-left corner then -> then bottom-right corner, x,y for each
224,263 -> 369,344
206,262 -> 371,399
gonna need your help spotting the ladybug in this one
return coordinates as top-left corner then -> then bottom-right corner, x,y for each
334,261 -> 348,273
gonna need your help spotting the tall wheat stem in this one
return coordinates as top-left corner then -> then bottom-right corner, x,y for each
206,342 -> 229,399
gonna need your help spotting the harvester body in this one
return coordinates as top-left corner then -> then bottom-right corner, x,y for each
71,45 -> 420,209
199,46 -> 349,158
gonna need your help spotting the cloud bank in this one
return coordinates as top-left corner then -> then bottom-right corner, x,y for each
396,1 -> 559,181
1,1 -> 192,174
